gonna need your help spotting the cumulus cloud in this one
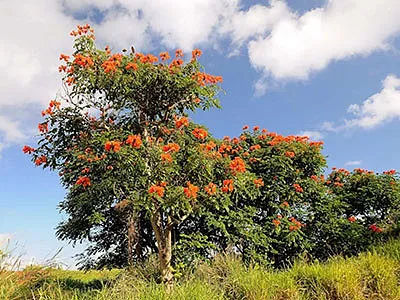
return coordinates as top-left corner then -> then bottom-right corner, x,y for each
248,0 -> 400,92
3,0 -> 400,155
345,160 -> 362,166
0,0 -> 76,154
297,130 -> 324,141
344,75 -> 400,129
220,0 -> 292,49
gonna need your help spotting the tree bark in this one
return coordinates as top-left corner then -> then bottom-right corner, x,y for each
127,212 -> 139,266
151,212 -> 173,289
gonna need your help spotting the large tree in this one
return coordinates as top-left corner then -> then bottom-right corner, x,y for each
24,24 -> 259,284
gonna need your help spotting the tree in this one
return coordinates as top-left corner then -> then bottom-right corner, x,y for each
24,24 -> 258,285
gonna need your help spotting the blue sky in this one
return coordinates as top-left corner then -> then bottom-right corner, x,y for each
1,0 -> 400,267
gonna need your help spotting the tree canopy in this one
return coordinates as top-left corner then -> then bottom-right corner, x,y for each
24,24 -> 400,284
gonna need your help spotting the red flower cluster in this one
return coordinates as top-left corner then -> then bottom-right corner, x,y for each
221,179 -> 234,193
70,24 -> 95,39
369,224 -> 382,233
254,178 -> 264,188
35,155 -> 47,166
204,182 -> 217,195
126,135 -> 142,148
163,143 -> 180,153
126,62 -> 138,71
175,49 -> 184,57
348,216 -> 356,223
383,170 -> 396,175
175,116 -> 189,128
102,54 -> 123,73
293,183 -> 303,193
159,51 -> 171,61
22,146 -> 35,154
105,141 -> 121,152
38,123 -> 48,133
76,176 -> 91,187
285,151 -> 295,158
184,182 -> 199,199
272,219 -> 281,227
229,157 -> 246,174
73,54 -> 94,68
249,144 -> 261,151
161,153 -> 172,163
193,72 -> 223,86
192,128 -> 208,139
149,182 -> 167,197
289,217 -> 305,231
192,48 -> 202,60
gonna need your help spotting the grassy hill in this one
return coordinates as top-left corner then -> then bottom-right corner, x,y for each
2,239 -> 400,299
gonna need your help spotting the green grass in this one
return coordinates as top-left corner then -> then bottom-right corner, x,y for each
2,240 -> 400,299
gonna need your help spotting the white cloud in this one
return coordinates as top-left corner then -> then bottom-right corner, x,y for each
220,1 -> 292,48
344,75 -> 400,129
345,160 -> 362,166
248,0 -> 400,93
297,130 -> 324,141
66,0 -> 240,52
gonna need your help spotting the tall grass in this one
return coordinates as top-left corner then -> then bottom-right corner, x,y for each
2,239 -> 400,299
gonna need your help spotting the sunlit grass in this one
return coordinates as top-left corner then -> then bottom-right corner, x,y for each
1,239 -> 400,299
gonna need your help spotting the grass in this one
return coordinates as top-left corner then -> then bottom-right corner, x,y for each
2,240 -> 400,299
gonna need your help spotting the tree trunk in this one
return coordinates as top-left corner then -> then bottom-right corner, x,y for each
151,212 -> 173,288
127,212 -> 139,266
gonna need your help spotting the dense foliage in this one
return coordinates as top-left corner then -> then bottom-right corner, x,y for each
24,24 -> 400,283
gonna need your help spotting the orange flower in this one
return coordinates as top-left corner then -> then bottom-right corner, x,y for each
175,116 -> 189,128
242,125 -> 249,130
204,182 -> 217,195
163,143 -> 180,153
254,178 -> 264,188
348,216 -> 356,223
66,77 -> 75,85
104,141 -> 121,152
126,135 -> 142,148
161,153 -> 173,163
184,182 -> 199,199
285,151 -> 295,158
249,144 -> 261,151
310,175 -> 318,181
253,126 -> 260,131
76,176 -> 91,187
229,157 -> 246,174
175,49 -> 184,57
149,185 -> 165,197
293,183 -> 303,193
59,54 -> 70,62
38,123 -> 48,133
22,145 -> 35,154
383,170 -> 396,175
191,48 -> 202,59
35,155 -> 47,166
192,128 -> 208,139
58,65 -> 67,72
49,100 -> 61,109
159,51 -> 171,61
281,201 -> 289,208
126,62 -> 138,71
221,179 -> 234,193
369,224 -> 382,233
272,219 -> 281,227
